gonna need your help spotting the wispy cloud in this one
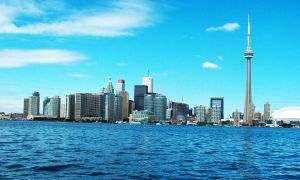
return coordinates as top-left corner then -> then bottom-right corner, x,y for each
0,0 -> 159,37
206,23 -> 240,32
66,73 -> 91,78
116,62 -> 127,67
202,61 -> 221,69
217,55 -> 224,61
0,49 -> 86,68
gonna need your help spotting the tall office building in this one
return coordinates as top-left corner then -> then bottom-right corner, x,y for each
28,91 -> 40,117
210,97 -> 224,120
211,105 -> 221,123
244,15 -> 255,126
43,97 -> 50,115
233,109 -> 240,126
144,93 -> 156,113
116,80 -> 125,93
154,94 -> 167,121
50,96 -> 61,118
114,95 -> 123,121
23,98 -> 29,118
75,93 -> 101,120
66,94 -> 75,120
104,93 -> 115,122
194,105 -> 206,122
134,85 -> 148,111
263,102 -> 271,121
43,96 -> 61,118
171,102 -> 189,121
118,91 -> 129,120
142,69 -> 153,93
128,100 -> 135,115
60,104 -> 66,118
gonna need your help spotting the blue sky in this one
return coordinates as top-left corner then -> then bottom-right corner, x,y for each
0,0 -> 300,116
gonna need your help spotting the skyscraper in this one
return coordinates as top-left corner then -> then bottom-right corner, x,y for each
194,105 -> 206,122
210,97 -> 224,120
75,93 -> 101,120
114,95 -> 123,121
142,69 -> 153,93
134,85 -> 148,111
244,15 -> 254,126
263,102 -> 271,121
144,93 -> 156,113
105,78 -> 114,94
43,96 -> 61,118
43,97 -> 50,115
60,104 -> 66,118
28,91 -> 40,117
154,94 -> 167,121
116,80 -> 125,93
23,98 -> 29,118
118,91 -> 129,120
66,94 -> 75,120
104,93 -> 115,122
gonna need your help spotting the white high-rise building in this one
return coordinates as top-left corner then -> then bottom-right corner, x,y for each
142,69 -> 153,93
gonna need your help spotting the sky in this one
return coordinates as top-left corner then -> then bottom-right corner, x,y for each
0,0 -> 300,116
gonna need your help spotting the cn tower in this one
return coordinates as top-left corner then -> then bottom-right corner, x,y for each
244,15 -> 254,126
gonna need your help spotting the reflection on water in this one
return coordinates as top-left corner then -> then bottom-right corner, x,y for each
0,120 -> 300,179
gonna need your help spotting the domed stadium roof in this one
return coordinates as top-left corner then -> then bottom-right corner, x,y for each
271,107 -> 300,122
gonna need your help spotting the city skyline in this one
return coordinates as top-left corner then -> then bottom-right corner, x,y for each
1,0 -> 300,116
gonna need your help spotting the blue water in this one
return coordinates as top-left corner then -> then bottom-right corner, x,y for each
0,120 -> 300,179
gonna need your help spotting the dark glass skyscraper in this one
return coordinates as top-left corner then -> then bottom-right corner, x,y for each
134,85 -> 148,111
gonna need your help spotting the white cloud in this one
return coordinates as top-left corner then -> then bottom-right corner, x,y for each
116,62 -> 127,67
0,49 -> 86,68
206,23 -> 240,32
202,61 -> 221,69
66,73 -> 91,78
217,55 -> 224,61
0,0 -> 158,37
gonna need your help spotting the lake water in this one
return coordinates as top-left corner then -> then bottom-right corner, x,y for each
0,120 -> 300,179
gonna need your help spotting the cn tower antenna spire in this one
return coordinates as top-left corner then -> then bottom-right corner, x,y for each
247,14 -> 251,51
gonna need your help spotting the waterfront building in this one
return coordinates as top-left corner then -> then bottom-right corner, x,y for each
244,15 -> 255,126
271,107 -> 300,126
134,85 -> 148,111
116,79 -> 125,93
194,105 -> 206,122
28,91 -> 40,117
171,102 -> 189,122
128,100 -> 135,116
264,102 -> 271,121
114,95 -> 123,121
43,97 -> 50,116
43,96 -> 61,118
23,98 -> 29,118
66,94 -> 75,120
211,105 -> 221,123
129,110 -> 154,124
50,96 -> 61,118
144,93 -> 156,113
104,93 -> 115,122
232,109 -> 241,126
254,112 -> 262,121
75,93 -> 101,120
166,108 -> 173,120
142,69 -> 153,93
154,94 -> 167,121
60,104 -> 66,118
118,91 -> 129,120
210,97 -> 224,120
